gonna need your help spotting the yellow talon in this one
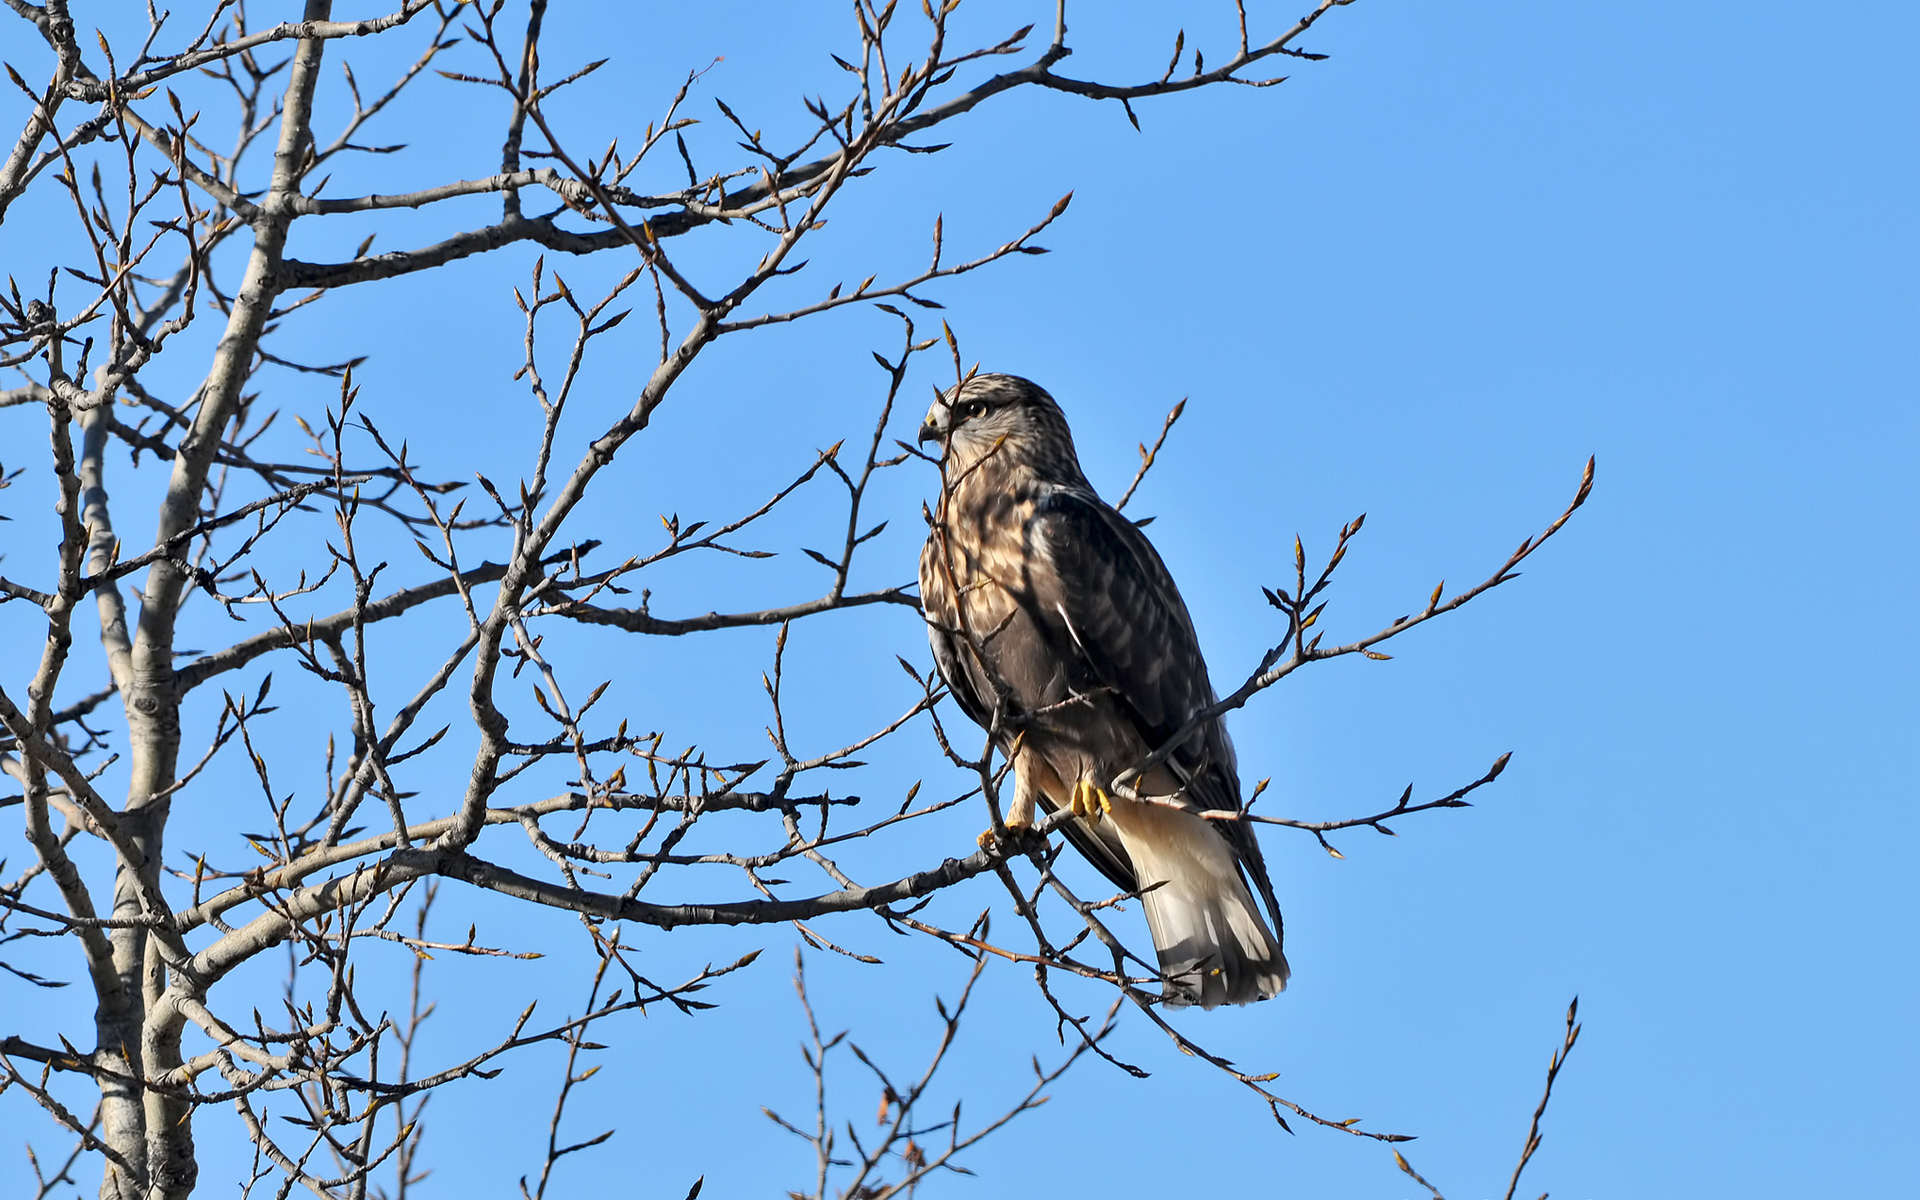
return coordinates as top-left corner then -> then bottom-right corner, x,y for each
976,818 -> 1031,851
1069,780 -> 1111,825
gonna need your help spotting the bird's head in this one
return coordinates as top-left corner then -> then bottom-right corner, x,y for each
917,373 -> 1083,480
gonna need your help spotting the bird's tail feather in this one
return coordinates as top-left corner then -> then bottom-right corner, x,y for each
1139,873 -> 1289,1009
1106,803 -> 1288,1009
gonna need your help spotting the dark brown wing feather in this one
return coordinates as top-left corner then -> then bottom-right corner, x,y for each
1024,488 -> 1283,935
921,524 -> 1140,894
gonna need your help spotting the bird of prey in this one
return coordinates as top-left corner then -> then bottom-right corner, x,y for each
917,374 -> 1287,1008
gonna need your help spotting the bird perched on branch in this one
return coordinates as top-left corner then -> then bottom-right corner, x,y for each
918,373 -> 1286,1008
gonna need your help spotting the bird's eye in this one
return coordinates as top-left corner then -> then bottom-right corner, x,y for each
962,400 -> 990,420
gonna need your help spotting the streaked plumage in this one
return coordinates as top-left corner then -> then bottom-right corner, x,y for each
917,374 -> 1287,1008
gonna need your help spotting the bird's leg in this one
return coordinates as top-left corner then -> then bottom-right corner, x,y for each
977,748 -> 1039,851
1069,774 -> 1111,825
1005,747 -> 1038,830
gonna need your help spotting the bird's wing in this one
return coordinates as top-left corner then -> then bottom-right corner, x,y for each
1025,487 -> 1282,930
1025,487 -> 1223,784
922,522 -> 1141,894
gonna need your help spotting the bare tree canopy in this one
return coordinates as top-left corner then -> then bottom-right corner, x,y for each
0,2 -> 1589,1190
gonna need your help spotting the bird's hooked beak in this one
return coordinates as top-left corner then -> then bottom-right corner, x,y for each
917,412 -> 947,445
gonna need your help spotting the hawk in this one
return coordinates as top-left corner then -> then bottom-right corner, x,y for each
918,374 -> 1287,1008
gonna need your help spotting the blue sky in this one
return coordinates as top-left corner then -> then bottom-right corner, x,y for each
1,3 -> 1914,1197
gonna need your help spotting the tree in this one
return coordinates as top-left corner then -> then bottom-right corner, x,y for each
0,3 -> 1588,1197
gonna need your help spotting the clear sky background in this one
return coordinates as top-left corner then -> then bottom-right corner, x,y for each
1,3 -> 1914,1198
